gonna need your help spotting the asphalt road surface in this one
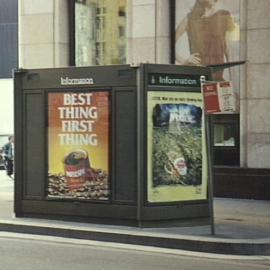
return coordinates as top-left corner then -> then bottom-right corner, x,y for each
0,233 -> 269,270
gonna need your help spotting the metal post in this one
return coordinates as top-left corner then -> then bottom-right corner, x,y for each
200,76 -> 215,236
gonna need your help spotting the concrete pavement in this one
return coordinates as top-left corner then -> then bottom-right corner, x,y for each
0,170 -> 269,255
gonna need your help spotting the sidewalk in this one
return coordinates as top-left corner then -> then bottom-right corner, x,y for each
0,170 -> 269,255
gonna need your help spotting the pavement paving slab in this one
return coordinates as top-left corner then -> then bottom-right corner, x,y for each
0,170 -> 269,255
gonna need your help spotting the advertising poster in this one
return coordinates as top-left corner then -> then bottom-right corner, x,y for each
47,91 -> 110,200
147,91 -> 207,203
174,0 -> 240,93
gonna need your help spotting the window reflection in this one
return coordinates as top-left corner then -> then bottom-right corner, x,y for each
214,123 -> 236,147
75,0 -> 127,66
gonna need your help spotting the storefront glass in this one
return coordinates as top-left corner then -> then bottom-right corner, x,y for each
214,123 -> 236,147
75,0 -> 127,66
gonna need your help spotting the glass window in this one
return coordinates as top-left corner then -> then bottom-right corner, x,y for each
214,123 -> 236,147
212,113 -> 239,148
212,114 -> 239,165
75,0 -> 127,66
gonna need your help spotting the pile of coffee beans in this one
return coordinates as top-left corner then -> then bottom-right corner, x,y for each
48,168 -> 109,200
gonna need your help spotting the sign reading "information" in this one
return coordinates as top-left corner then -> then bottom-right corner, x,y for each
148,73 -> 203,87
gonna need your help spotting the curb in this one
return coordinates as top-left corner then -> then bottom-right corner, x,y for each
0,221 -> 269,256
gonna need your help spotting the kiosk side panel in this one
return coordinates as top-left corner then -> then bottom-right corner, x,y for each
14,66 -> 139,224
113,88 -> 137,203
24,91 -> 45,198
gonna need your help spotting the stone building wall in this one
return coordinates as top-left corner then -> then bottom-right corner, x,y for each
19,0 -> 69,68
242,0 -> 270,168
18,0 -> 270,169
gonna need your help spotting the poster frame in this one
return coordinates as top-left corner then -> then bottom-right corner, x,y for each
146,90 -> 208,204
141,64 -> 212,207
45,87 -> 112,203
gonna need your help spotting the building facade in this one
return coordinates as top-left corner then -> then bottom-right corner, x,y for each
0,0 -> 18,137
18,0 -> 270,199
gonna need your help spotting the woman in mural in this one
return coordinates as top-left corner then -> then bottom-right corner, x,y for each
175,0 -> 235,81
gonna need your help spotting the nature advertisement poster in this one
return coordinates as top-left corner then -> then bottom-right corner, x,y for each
47,91 -> 110,200
147,91 -> 208,203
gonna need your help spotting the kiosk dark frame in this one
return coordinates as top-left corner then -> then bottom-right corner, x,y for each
14,64 -> 212,227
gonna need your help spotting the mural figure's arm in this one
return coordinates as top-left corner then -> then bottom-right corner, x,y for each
175,16 -> 201,65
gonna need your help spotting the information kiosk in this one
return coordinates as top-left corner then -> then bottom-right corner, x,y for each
14,64 -> 212,226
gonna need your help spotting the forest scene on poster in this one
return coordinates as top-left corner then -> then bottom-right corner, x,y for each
147,91 -> 208,203
47,91 -> 110,201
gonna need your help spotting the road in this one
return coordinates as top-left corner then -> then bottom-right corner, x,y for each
0,233 -> 269,270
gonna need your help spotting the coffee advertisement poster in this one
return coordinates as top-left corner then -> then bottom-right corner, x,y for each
47,91 -> 110,200
147,91 -> 207,203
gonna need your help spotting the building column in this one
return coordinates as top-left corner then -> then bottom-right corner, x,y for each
19,0 -> 69,69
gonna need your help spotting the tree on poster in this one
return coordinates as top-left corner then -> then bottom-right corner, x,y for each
147,91 -> 208,203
